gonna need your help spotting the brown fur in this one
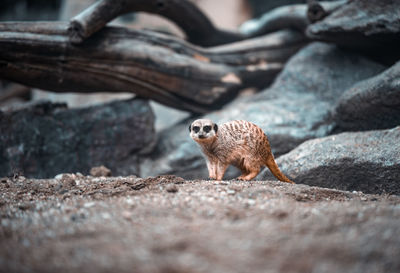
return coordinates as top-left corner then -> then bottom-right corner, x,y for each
189,119 -> 294,183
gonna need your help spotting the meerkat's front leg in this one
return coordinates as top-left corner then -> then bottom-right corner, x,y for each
215,161 -> 229,180
206,159 -> 217,180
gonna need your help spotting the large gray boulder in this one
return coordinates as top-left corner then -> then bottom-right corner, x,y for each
141,42 -> 384,179
306,0 -> 400,62
333,60 -> 400,132
0,99 -> 155,178
264,127 -> 400,194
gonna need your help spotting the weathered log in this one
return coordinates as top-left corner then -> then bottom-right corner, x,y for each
0,22 -> 307,113
0,83 -> 30,103
306,0 -> 345,24
306,0 -> 400,63
239,1 -> 345,37
68,0 -> 243,46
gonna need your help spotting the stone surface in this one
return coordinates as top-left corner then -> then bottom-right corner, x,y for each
0,99 -> 155,178
307,0 -> 400,37
1,175 -> 399,273
142,42 -> 385,179
333,60 -> 400,132
263,127 -> 400,194
306,0 -> 400,62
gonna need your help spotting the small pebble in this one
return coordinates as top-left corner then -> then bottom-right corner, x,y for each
166,184 -> 178,193
84,202 -> 95,208
122,211 -> 132,220
90,166 -> 112,177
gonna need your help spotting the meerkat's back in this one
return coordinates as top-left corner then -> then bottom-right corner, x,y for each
219,120 -> 271,157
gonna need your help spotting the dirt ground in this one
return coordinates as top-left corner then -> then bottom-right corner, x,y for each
0,174 -> 399,273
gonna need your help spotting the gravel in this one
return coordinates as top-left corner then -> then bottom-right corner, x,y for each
0,174 -> 399,273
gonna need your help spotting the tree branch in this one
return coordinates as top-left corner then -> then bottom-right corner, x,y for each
307,0 -> 346,24
0,22 -> 307,113
240,1 -> 346,37
68,0 -> 244,46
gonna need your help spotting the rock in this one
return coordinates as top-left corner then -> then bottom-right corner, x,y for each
0,99 -> 155,178
142,43 -> 385,179
306,0 -> 400,63
165,184 -> 178,193
54,174 -> 64,180
263,127 -> 400,194
61,174 -> 76,188
90,166 -> 112,177
333,60 -> 400,132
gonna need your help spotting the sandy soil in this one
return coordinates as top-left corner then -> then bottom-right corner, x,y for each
1,174 -> 399,273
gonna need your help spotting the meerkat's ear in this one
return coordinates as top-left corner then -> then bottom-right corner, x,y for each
188,123 -> 192,132
213,123 -> 218,133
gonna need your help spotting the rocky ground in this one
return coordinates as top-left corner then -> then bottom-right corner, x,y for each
1,174 -> 399,273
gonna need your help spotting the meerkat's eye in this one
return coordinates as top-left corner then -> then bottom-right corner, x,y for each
193,126 -> 200,133
203,125 -> 212,133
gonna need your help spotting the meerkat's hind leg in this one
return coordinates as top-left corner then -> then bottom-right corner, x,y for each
237,171 -> 249,180
237,166 -> 260,181
236,165 -> 250,180
236,157 -> 249,180
237,158 -> 259,181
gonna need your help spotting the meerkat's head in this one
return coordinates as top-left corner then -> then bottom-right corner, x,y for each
189,119 -> 218,143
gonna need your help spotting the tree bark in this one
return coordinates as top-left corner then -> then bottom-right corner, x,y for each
306,0 -> 345,24
68,0 -> 243,46
239,1 -> 345,37
0,83 -> 30,103
0,22 -> 307,113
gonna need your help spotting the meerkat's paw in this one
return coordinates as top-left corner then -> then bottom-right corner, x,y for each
236,176 -> 249,181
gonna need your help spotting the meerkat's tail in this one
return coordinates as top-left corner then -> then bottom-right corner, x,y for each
265,154 -> 295,184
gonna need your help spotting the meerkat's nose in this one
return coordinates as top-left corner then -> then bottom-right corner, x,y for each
199,135 -> 206,139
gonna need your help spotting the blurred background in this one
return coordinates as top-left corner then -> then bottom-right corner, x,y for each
0,0 -> 310,129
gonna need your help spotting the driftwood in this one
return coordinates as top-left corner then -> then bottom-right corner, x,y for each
239,1 -> 345,37
0,22 -> 307,113
69,0 -> 347,47
68,0 -> 244,46
0,83 -> 30,103
306,0 -> 346,24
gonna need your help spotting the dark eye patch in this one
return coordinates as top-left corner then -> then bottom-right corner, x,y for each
203,125 -> 212,133
193,126 -> 200,133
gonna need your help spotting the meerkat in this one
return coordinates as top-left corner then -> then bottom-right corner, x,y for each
189,119 -> 294,183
